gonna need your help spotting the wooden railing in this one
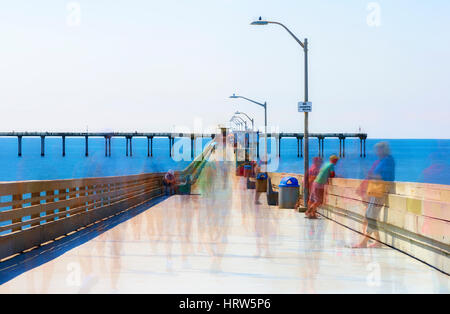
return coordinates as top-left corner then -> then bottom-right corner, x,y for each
0,173 -> 164,260
0,137 -> 216,261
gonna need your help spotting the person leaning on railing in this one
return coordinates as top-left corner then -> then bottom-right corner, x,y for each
306,155 -> 339,219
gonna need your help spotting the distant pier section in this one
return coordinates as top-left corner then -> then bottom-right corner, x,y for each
0,131 -> 367,158
0,132 -> 215,158
244,132 -> 368,158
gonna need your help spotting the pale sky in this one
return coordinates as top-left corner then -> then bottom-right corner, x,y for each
0,0 -> 449,138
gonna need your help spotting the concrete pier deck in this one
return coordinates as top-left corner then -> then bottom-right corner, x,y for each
0,148 -> 448,293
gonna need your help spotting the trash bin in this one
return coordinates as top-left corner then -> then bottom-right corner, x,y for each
278,176 -> 300,209
244,165 -> 252,178
256,172 -> 268,192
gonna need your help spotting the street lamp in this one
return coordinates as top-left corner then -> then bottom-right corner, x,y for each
235,111 -> 254,131
232,115 -> 248,130
230,117 -> 244,131
229,93 -> 268,169
251,17 -> 310,209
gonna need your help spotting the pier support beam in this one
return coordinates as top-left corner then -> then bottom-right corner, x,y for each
191,135 -> 194,159
360,138 -> 363,157
318,138 -> 321,157
129,137 -> 133,157
41,136 -> 45,157
62,136 -> 66,157
126,137 -> 129,156
363,139 -> 366,158
105,137 -> 108,157
278,137 -> 281,157
168,136 -> 172,157
343,138 -> 345,158
257,132 -> 260,159
297,137 -> 300,158
150,136 -> 153,157
300,138 -> 303,158
321,138 -> 324,158
18,136 -> 22,157
85,136 -> 89,157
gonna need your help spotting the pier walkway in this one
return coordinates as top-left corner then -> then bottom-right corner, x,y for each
0,145 -> 448,293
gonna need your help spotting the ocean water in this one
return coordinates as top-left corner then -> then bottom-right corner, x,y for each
0,137 -> 449,185
272,138 -> 450,185
0,137 -> 211,182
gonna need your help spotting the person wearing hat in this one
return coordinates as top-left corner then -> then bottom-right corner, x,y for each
306,155 -> 339,219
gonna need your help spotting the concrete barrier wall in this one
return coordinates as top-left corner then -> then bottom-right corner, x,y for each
268,172 -> 450,274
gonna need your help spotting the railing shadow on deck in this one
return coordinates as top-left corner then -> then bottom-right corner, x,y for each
0,195 -> 168,285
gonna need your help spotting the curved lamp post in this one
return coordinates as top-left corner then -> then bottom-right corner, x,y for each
230,117 -> 244,131
251,17 -> 310,208
232,115 -> 248,130
229,94 -> 268,168
235,111 -> 254,131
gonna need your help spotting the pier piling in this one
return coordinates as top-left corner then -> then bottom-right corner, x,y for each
17,136 -> 22,157
191,135 -> 194,159
40,136 -> 45,157
62,136 -> 66,157
129,137 -> 133,157
278,137 -> 281,157
169,136 -> 172,157
321,138 -> 324,157
85,136 -> 89,157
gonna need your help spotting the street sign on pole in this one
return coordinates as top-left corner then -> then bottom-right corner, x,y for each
298,102 -> 312,112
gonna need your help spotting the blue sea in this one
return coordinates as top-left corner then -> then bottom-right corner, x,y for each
0,137 -> 449,185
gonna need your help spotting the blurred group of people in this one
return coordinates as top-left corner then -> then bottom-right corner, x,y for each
300,142 -> 396,248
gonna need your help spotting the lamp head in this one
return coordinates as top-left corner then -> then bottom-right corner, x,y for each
251,16 -> 269,25
229,93 -> 238,99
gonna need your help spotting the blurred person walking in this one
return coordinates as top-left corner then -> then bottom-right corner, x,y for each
353,142 -> 395,248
